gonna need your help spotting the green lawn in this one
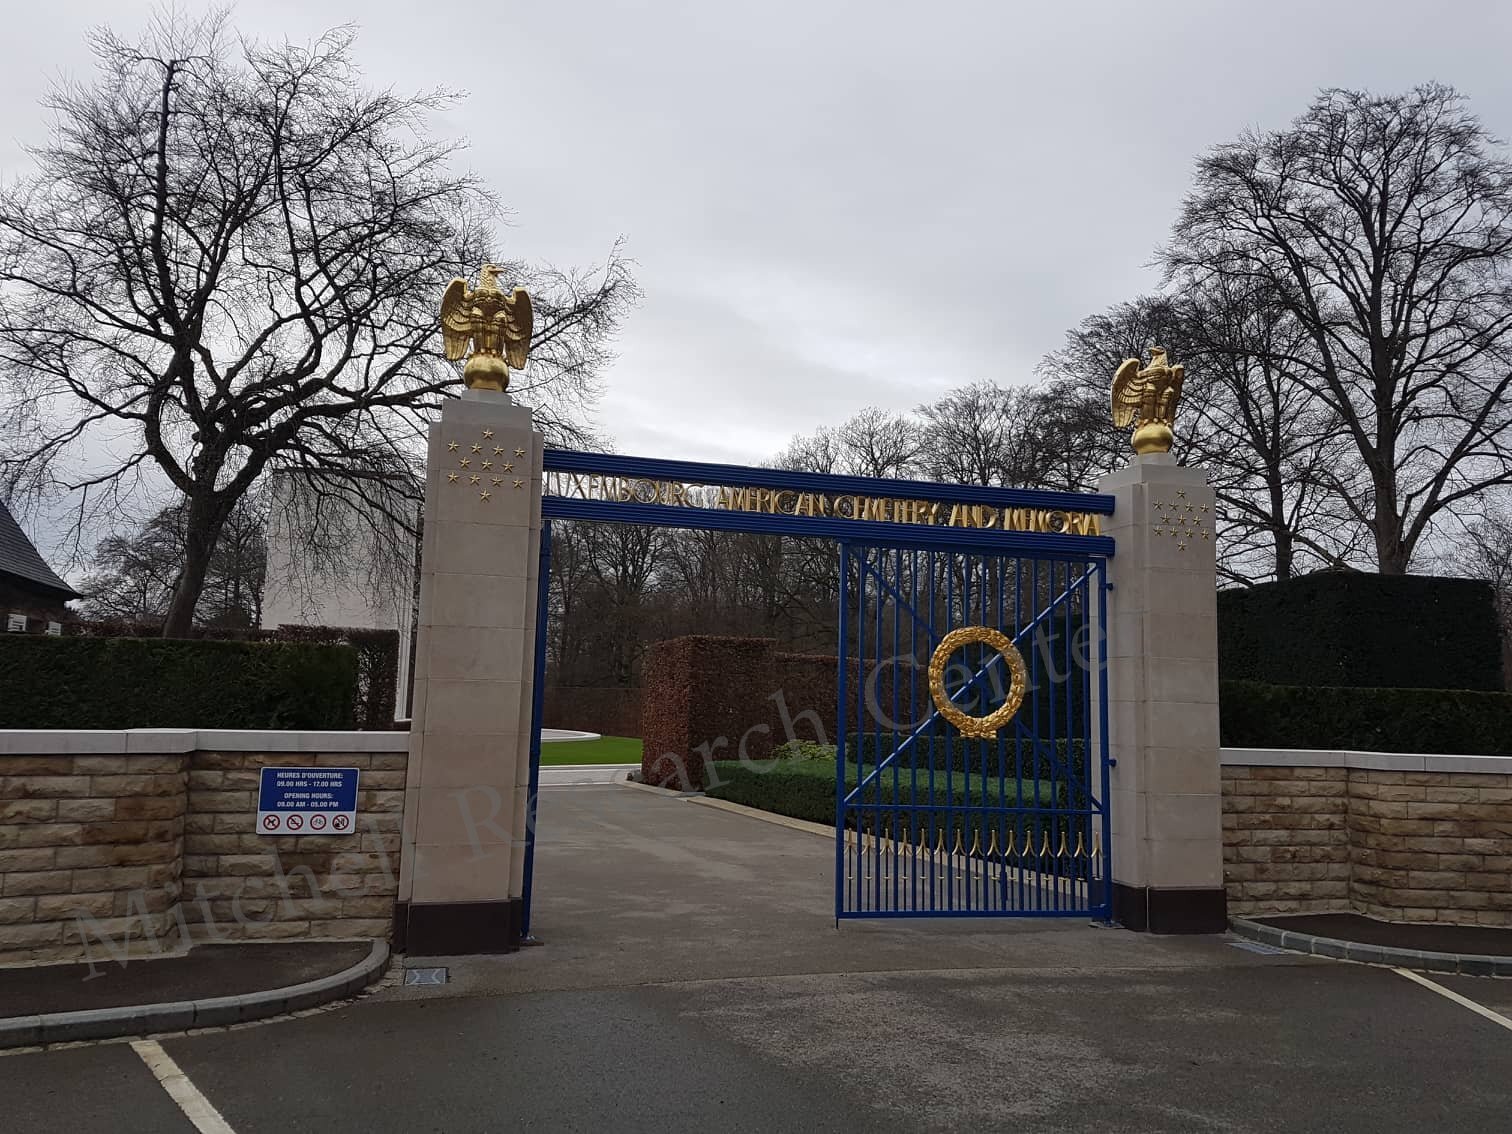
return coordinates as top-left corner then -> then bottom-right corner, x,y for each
540,735 -> 643,766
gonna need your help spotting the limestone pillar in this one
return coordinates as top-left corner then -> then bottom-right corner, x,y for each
396,389 -> 543,954
1098,455 -> 1226,932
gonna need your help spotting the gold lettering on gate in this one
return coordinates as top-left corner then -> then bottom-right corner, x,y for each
540,471 -> 1104,538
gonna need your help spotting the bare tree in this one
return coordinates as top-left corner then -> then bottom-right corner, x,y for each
0,14 -> 636,636
1040,291 -> 1365,582
78,495 -> 266,626
1166,84 -> 1512,574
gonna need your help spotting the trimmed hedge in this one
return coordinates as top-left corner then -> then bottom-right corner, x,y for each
705,757 -> 1074,849
1219,679 -> 1512,756
848,733 -> 1087,785
1218,573 -> 1503,691
0,634 -> 358,729
67,620 -> 399,729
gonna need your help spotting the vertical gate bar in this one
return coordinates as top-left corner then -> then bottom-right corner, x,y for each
859,548 -> 868,913
1070,559 -> 1082,913
1065,560 -> 1076,911
1097,557 -> 1113,919
1081,564 -> 1092,911
1033,557 -> 1044,912
835,543 -> 849,920
910,548 -> 920,913
521,519 -> 552,942
991,556 -> 1003,913
1047,559 -> 1060,912
944,552 -> 954,912
876,547 -> 883,919
927,550 -> 938,913
888,547 -> 897,912
961,553 -> 971,913
1014,555 -> 1025,913
978,553 -> 989,911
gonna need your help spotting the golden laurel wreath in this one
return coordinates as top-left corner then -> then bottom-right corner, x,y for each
927,626 -> 1028,740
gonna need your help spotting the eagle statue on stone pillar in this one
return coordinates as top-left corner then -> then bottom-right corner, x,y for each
440,264 -> 533,393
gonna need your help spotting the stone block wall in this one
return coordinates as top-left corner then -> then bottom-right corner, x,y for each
1221,765 -> 1349,915
0,751 -> 187,961
0,731 -> 407,963
181,749 -> 406,943
1223,752 -> 1512,926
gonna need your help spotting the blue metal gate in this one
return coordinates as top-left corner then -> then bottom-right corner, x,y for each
836,543 -> 1110,919
530,449 -> 1116,927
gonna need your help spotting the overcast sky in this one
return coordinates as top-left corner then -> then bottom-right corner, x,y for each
5,0 -> 1512,476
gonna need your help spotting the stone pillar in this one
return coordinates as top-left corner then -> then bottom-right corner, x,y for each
1098,454 -> 1226,932
396,389 -> 543,954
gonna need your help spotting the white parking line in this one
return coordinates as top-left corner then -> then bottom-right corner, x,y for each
1394,967 -> 1512,1034
130,1039 -> 237,1134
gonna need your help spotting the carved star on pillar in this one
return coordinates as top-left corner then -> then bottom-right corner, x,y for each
482,429 -> 495,439
447,441 -> 459,452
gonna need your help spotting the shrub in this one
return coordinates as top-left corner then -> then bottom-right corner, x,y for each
847,733 -> 1087,784
0,634 -> 358,729
1220,679 -> 1512,756
705,757 -> 1075,850
1218,573 -> 1503,691
773,740 -> 836,761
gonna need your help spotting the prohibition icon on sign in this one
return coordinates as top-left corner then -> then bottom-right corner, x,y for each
262,815 -> 280,831
332,814 -> 350,831
286,814 -> 304,831
310,814 -> 328,831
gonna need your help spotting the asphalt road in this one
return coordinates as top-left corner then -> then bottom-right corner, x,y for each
3,784 -> 1511,1133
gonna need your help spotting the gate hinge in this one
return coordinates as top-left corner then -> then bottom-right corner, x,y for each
1107,758 -> 1118,767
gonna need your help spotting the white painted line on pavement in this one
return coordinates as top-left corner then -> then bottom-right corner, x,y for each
1394,967 -> 1512,1034
130,1038 -> 238,1134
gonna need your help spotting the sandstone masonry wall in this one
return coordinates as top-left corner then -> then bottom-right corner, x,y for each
0,731 -> 407,963
0,751 -> 187,961
1223,753 -> 1512,926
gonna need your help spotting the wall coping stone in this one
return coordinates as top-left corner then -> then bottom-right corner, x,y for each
0,729 -> 409,755
1221,747 -> 1512,776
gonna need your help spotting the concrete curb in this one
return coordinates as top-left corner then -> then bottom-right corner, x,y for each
687,794 -> 836,839
1230,917 -> 1512,977
0,940 -> 389,1049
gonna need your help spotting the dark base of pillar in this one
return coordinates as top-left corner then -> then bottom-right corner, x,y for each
391,898 -> 521,955
1113,883 -> 1227,934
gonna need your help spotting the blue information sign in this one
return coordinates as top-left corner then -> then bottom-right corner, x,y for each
256,767 -> 360,836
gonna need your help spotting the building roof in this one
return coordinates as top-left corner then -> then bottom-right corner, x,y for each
0,498 -> 81,601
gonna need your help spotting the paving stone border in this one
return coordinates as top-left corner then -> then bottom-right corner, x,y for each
1230,917 -> 1512,977
0,939 -> 388,1048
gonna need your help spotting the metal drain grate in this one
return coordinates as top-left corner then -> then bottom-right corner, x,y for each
404,967 -> 449,986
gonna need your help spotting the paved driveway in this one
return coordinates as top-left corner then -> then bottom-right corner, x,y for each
4,783 -> 1511,1132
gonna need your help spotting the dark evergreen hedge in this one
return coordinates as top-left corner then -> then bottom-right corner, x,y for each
704,759 -> 1068,847
68,620 -> 398,728
0,634 -> 358,729
1219,679 -> 1512,756
1218,573 -> 1503,691
847,733 -> 1087,784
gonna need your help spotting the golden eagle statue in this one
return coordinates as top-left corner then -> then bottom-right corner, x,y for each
1112,346 -> 1185,455
440,264 -> 533,393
